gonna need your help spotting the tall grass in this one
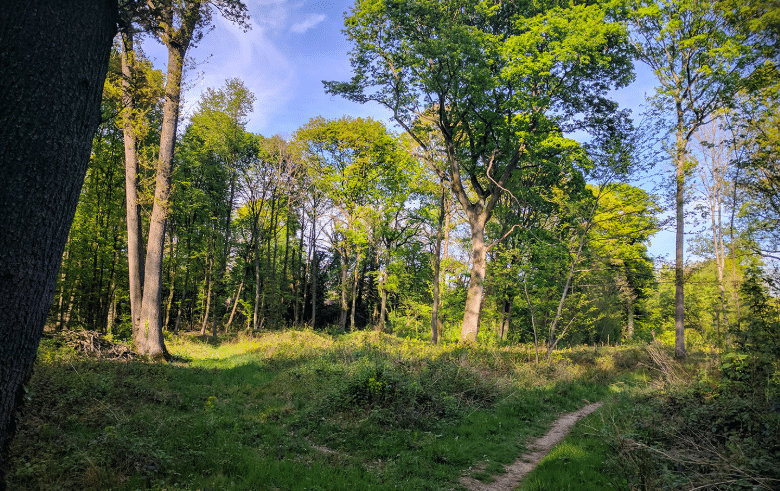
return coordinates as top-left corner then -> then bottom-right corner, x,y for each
8,329 -> 649,490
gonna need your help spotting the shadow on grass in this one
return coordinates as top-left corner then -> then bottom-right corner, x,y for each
9,332 -> 649,491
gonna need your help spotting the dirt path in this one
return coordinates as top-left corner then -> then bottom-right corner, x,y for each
459,401 -> 604,491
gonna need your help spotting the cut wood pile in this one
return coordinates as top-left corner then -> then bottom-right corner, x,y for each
46,330 -> 135,361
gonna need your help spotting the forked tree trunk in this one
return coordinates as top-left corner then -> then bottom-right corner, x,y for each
0,0 -> 116,475
225,277 -> 244,331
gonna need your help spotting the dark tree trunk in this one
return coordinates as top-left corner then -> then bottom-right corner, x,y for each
0,0 -> 117,478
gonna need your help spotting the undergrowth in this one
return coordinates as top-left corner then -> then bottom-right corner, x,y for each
8,330 -> 647,490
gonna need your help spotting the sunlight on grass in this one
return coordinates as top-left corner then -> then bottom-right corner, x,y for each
8,331 -> 658,490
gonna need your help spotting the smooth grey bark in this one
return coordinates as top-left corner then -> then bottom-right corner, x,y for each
0,0 -> 116,478
120,30 -> 145,341
674,110 -> 687,359
137,13 -> 193,359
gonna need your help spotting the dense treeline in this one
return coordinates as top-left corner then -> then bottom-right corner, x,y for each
47,0 -> 779,366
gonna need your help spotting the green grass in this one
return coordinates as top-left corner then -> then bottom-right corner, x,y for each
8,330 -> 652,491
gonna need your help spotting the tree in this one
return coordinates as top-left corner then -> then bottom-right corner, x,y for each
0,0 -> 117,478
326,0 -> 634,341
130,0 -> 249,358
296,116 -> 419,331
189,79 -> 255,337
628,0 -> 764,357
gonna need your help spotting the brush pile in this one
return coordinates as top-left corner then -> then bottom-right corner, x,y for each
45,330 -> 135,361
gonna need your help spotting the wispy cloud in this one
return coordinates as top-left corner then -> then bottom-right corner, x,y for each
290,13 -> 326,34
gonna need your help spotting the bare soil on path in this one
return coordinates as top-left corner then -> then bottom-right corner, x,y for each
459,401 -> 604,491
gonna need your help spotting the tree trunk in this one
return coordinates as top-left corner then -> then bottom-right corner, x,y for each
431,190 -> 446,344
378,270 -> 389,333
0,0 -> 116,476
120,30 -> 145,341
200,250 -> 214,336
460,223 -> 488,342
674,112 -> 687,359
499,297 -> 512,341
173,257 -> 190,335
310,243 -> 318,328
339,250 -> 349,331
212,178 -> 235,338
522,278 -> 540,364
225,277 -> 244,331
136,37 -> 188,359
294,216 -> 305,326
163,232 -> 177,331
253,239 -> 262,330
350,252 -> 361,331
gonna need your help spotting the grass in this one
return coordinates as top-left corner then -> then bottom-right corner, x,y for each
520,343 -> 780,491
8,330 -> 653,490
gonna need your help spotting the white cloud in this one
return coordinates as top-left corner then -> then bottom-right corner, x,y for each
183,12 -> 297,133
290,13 -> 326,34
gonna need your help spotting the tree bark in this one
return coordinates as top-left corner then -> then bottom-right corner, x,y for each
460,222 -> 488,342
378,269 -> 389,333
120,30 -> 145,341
350,252 -> 361,331
137,34 -> 189,359
339,249 -> 349,331
0,0 -> 116,477
431,189 -> 446,344
499,297 -> 512,341
225,277 -> 245,331
200,249 -> 214,336
674,109 -> 687,359
253,233 -> 262,330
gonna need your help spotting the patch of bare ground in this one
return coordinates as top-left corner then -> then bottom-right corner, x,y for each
460,401 -> 604,491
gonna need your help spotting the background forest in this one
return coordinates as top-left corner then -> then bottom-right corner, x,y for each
52,0 -> 778,361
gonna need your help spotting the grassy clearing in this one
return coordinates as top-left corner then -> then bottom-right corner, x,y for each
8,330 -> 651,490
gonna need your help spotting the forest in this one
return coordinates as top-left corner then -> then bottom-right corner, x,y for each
1,0 -> 779,489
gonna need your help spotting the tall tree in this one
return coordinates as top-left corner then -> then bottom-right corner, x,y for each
296,116 -> 418,331
628,0 -> 763,357
133,0 -> 249,358
189,79 -> 255,337
326,0 -> 633,341
0,0 -> 117,478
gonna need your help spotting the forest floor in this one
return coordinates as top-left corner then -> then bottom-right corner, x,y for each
459,401 -> 604,491
6,329 -> 685,490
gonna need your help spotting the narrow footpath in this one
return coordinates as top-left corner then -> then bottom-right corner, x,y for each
459,401 -> 604,491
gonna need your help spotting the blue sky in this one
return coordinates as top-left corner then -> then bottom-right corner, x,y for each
141,0 -> 676,260
142,0 -> 390,137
